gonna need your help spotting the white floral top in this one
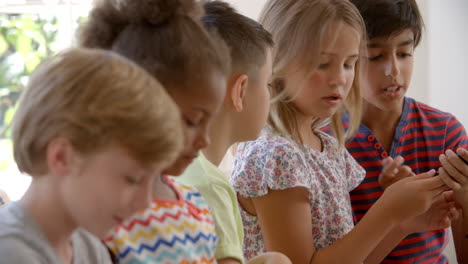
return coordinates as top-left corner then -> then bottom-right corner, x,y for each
230,129 -> 365,260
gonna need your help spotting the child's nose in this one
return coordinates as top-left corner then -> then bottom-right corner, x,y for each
194,128 -> 210,150
384,56 -> 400,78
329,67 -> 346,87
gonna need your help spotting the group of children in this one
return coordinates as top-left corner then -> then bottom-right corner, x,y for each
0,0 -> 467,263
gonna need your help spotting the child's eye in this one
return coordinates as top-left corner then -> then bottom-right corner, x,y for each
344,62 -> 356,70
185,118 -> 197,127
367,55 -> 382,61
125,175 -> 142,185
398,52 -> 412,58
318,63 -> 329,69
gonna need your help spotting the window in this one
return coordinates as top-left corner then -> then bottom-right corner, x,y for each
0,1 -> 90,200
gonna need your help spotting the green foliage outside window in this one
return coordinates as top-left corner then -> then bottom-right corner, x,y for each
0,13 -> 59,137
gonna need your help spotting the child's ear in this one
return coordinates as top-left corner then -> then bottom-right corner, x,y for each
46,138 -> 75,177
230,74 -> 248,112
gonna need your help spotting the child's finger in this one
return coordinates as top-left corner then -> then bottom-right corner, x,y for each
382,156 -> 392,166
393,155 -> 404,166
440,150 -> 468,183
397,165 -> 414,177
439,153 -> 468,185
456,148 -> 468,164
381,157 -> 397,174
442,190 -> 455,202
448,206 -> 460,221
413,173 -> 446,193
439,168 -> 462,191
409,169 -> 437,181
379,157 -> 406,189
440,216 -> 451,229
428,185 -> 448,199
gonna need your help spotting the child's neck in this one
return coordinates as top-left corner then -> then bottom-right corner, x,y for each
152,175 -> 178,201
297,116 -> 323,151
203,116 -> 237,166
362,102 -> 403,151
21,177 -> 75,263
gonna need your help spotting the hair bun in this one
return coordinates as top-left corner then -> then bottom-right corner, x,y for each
122,0 -> 204,25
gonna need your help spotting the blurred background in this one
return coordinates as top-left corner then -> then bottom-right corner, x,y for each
0,0 -> 465,262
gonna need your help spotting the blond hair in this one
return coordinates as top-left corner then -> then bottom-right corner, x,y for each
13,48 -> 182,176
260,0 -> 365,146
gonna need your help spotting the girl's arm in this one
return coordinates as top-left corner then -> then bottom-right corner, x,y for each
364,190 -> 458,263
252,172 -> 446,264
252,187 -> 314,264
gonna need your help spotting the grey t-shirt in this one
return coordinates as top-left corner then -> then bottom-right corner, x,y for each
0,202 -> 113,264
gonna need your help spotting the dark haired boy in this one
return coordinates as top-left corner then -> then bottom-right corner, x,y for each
347,0 -> 468,263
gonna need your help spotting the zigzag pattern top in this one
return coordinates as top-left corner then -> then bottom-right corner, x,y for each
104,176 -> 218,264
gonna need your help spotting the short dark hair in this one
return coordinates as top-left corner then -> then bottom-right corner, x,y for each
201,0 -> 273,78
79,0 -> 231,92
351,0 -> 424,46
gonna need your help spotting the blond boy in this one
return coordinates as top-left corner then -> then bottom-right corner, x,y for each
0,48 -> 182,264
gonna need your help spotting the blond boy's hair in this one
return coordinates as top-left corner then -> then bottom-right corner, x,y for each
260,0 -> 365,146
13,48 -> 182,176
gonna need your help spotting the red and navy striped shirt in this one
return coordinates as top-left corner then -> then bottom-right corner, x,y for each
346,97 -> 468,264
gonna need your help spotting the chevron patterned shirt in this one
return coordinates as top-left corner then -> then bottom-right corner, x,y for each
104,176 -> 218,264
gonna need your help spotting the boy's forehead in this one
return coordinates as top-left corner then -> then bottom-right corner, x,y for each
367,29 -> 415,48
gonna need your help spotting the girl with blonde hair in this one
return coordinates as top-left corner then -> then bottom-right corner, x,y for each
230,0 -> 458,263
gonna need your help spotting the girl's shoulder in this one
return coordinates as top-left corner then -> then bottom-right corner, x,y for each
238,129 -> 302,158
315,129 -> 338,147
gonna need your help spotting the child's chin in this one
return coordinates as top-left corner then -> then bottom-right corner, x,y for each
162,161 -> 190,176
85,226 -> 109,239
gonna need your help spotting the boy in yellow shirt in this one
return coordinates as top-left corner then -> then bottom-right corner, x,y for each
178,1 -> 289,264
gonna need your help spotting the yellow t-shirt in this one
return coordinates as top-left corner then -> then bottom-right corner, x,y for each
176,153 -> 244,263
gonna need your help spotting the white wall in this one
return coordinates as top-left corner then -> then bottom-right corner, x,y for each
426,0 -> 468,127
224,0 -> 267,20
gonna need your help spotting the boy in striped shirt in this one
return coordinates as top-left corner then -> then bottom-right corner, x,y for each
347,0 -> 468,263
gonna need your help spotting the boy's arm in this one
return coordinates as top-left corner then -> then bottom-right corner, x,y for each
452,216 -> 468,263
196,183 -> 244,264
439,148 -> 468,262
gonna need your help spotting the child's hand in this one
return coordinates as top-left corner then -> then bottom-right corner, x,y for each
381,170 -> 447,222
379,156 -> 415,189
400,190 -> 459,234
248,252 -> 292,264
438,148 -> 468,210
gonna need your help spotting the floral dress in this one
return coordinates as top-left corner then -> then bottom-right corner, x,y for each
230,129 -> 365,260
